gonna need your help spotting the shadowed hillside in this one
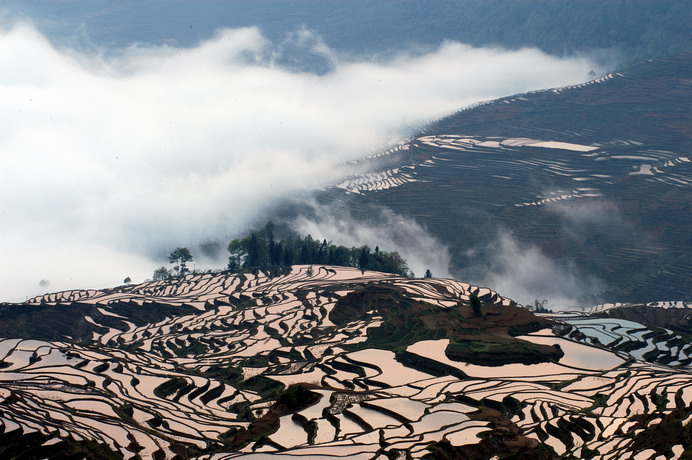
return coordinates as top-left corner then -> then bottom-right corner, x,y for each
305,52 -> 692,304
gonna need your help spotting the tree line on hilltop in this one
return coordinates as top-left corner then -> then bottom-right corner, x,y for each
152,222 -> 413,280
227,222 -> 412,276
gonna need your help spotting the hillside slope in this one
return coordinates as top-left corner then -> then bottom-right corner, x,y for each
308,52 -> 692,304
0,267 -> 690,458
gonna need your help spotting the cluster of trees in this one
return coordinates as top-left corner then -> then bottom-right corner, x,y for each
532,299 -> 553,314
152,222 -> 416,281
153,247 -> 194,281
227,222 -> 412,277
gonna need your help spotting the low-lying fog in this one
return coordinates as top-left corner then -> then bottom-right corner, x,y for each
0,19 -> 613,301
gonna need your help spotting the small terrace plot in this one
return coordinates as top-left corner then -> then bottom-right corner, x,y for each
0,266 -> 689,458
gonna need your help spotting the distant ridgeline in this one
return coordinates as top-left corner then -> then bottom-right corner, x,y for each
10,0 -> 691,68
226,222 -> 412,277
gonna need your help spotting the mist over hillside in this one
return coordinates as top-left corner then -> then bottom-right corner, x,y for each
290,52 -> 691,308
0,1 -> 689,306
0,5 -> 622,301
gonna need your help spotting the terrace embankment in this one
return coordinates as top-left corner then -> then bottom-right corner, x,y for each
424,406 -> 553,460
220,384 -> 321,450
330,284 -> 562,366
1,266 -> 689,458
0,301 -> 197,342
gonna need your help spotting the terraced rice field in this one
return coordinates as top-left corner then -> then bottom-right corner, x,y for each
558,301 -> 692,367
312,52 -> 692,304
0,266 -> 689,458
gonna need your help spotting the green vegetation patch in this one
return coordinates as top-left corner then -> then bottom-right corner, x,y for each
172,340 -> 209,358
226,221 -> 412,276
202,364 -> 287,403
0,301 -> 197,343
422,405 -> 554,460
330,283 -> 557,368
445,338 -> 564,366
24,435 -> 124,460
395,350 -> 468,379
242,375 -> 285,401
153,377 -> 188,399
330,284 -> 447,350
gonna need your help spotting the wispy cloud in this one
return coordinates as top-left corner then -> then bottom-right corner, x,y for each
291,200 -> 452,279
0,21 -> 609,300
475,230 -> 605,309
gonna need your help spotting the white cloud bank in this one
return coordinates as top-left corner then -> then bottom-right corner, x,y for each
0,22 -> 610,301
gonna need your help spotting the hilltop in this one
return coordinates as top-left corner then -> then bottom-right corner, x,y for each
0,266 -> 690,458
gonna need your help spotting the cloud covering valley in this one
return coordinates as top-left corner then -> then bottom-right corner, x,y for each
0,20 -> 611,300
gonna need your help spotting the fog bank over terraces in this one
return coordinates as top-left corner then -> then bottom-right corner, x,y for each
0,20 -> 610,301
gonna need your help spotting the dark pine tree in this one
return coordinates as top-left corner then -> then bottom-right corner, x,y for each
283,246 -> 294,266
358,246 -> 370,270
470,293 -> 482,317
246,233 -> 260,268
